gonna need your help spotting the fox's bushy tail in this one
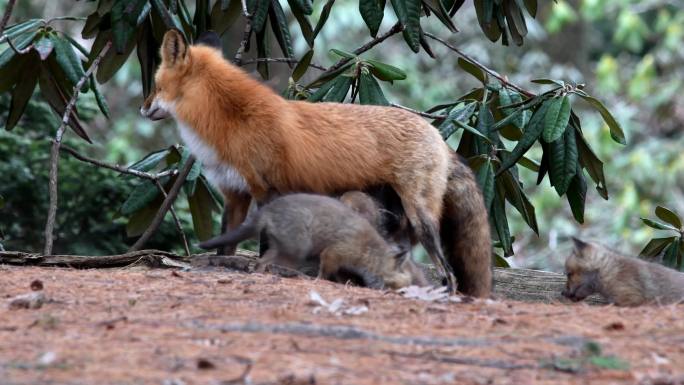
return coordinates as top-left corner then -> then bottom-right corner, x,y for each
441,152 -> 493,297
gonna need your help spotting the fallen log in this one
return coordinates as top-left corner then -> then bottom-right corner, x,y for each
0,249 -> 605,304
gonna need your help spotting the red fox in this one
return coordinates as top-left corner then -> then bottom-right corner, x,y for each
199,193 -> 420,289
140,30 -> 491,296
563,238 -> 684,306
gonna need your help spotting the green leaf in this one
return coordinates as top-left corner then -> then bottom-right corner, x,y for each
324,75 -> 352,102
94,30 -> 136,84
121,180 -> 164,215
474,0 -> 501,42
308,76 -> 339,102
313,0 -> 335,38
542,95 -> 571,143
517,155 -> 539,171
292,49 -> 313,82
129,148 -> 171,172
640,218 -> 680,232
180,149 -> 202,182
498,168 -> 538,233
5,58 -> 39,131
393,0 -> 420,52
126,197 -> 164,237
255,23 -> 271,79
210,0 -> 241,35
547,126 -> 578,196
112,0 -> 148,54
289,0 -> 314,46
655,206 -> 682,230
251,0 -> 270,32
579,94 -> 626,145
82,12 -> 101,39
201,175 -> 225,208
639,237 -> 677,258
523,0 -> 537,17
492,190 -> 513,256
493,253 -> 510,268
366,59 -> 407,82
498,88 -> 529,129
4,19 -> 42,39
566,167 -> 587,223
475,158 -> 495,210
359,0 -> 385,37
90,74 -> 110,118
438,102 -> 478,139
497,101 -> 550,175
663,239 -> 681,268
588,356 -> 630,371
0,52 -> 28,94
188,181 -> 219,241
575,129 -> 608,199
422,0 -> 457,32
457,57 -> 486,83
269,0 -> 294,59
358,72 -> 389,106
290,0 -> 313,14
33,35 -> 55,61
52,35 -> 87,91
0,29 -> 39,70
531,78 -> 564,86
329,48 -> 356,59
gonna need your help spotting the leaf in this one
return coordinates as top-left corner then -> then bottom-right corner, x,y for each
329,48 -> 356,59
542,96 -> 571,143
95,30 -> 136,84
251,0 -> 270,32
366,59 -> 407,82
255,22 -> 271,79
188,181 -> 219,241
493,253 -> 510,268
0,51 -> 28,94
5,57 -> 39,131
475,158 -> 495,210
498,168 -> 538,233
308,76 -> 339,102
655,206 -> 682,230
531,78 -> 564,86
126,196 -> 164,237
292,49 -> 314,82
438,102 -> 477,139
201,176 -> 225,208
566,167 -> 587,224
3,19 -> 42,39
38,65 -> 92,143
517,155 -> 539,171
663,239 -> 680,268
210,0 -> 241,35
492,189 -> 513,256
639,237 -> 677,258
579,94 -> 626,145
180,149 -> 202,182
128,148 -> 171,172
523,0 -> 537,17
358,72 -> 389,106
359,0 -> 385,37
474,0 -> 501,42
33,35 -> 55,61
111,0 -> 148,54
547,126 -> 578,196
136,19 -> 156,98
121,179 -> 166,215
393,0 -> 420,52
269,0 -> 294,60
52,34 -> 87,91
324,75 -> 352,102
0,28 -> 39,70
290,0 -> 313,15
498,87 -> 529,129
575,129 -> 608,199
90,74 -> 111,118
640,218 -> 680,232
422,0 -> 457,32
289,0 -> 314,46
457,57 -> 486,83
588,356 -> 630,371
497,101 -> 549,175
313,0 -> 335,38
82,12 -> 101,39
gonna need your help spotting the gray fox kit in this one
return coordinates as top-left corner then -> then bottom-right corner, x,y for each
563,238 -> 684,306
200,193 -> 421,289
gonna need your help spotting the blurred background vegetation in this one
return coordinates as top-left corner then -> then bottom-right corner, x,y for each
1,0 -> 682,272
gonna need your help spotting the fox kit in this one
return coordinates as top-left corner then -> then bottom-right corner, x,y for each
339,191 -> 429,287
141,30 -> 491,296
199,194 -> 420,289
563,238 -> 684,306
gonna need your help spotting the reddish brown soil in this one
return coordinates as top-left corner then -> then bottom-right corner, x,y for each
1,265 -> 683,385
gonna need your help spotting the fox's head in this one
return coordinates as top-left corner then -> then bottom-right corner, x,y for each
562,238 -> 603,302
140,29 -> 222,121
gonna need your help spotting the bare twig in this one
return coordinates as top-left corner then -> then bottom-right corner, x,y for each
390,103 -> 447,120
129,157 -> 197,252
233,17 -> 253,65
5,36 -> 32,54
324,22 -> 404,75
59,145 -> 177,181
239,57 -> 328,71
43,41 -> 112,255
0,0 -> 17,35
240,0 -> 251,17
154,179 -> 190,256
424,32 -> 535,98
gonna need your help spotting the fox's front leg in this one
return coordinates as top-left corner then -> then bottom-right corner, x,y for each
217,190 -> 252,255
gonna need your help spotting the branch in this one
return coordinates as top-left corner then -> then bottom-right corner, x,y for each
129,157 -> 197,252
0,0 -> 16,35
43,40 -> 112,255
390,103 -> 446,120
233,7 -> 253,65
239,57 -> 328,72
325,22 -> 404,74
424,32 -> 535,98
154,179 -> 190,256
59,145 -> 177,181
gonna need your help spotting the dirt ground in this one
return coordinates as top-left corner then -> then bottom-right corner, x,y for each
1,264 -> 683,385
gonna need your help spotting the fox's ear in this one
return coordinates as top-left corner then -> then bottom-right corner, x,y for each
161,29 -> 188,67
393,249 -> 410,268
195,30 -> 222,50
571,237 -> 589,256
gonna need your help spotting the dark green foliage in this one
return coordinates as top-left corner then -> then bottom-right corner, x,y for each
640,206 -> 684,271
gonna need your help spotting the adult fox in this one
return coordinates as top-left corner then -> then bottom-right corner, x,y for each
140,30 -> 491,297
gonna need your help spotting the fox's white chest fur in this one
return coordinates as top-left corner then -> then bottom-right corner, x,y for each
156,99 -> 249,194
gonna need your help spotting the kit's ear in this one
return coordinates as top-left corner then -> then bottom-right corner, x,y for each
571,237 -> 589,256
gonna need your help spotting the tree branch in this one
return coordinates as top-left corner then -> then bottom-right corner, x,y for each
59,145 -> 177,181
424,32 -> 535,98
239,57 -> 328,71
324,22 -> 404,75
154,179 -> 190,256
390,103 -> 446,120
0,0 -> 17,35
43,41 -> 112,255
233,7 -> 253,65
129,157 -> 197,252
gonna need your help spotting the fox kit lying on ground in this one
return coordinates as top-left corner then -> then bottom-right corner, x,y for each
563,238 -> 684,306
141,30 -> 491,296
199,193 -> 422,289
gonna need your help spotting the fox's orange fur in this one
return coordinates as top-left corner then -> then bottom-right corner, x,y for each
141,30 -> 492,296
